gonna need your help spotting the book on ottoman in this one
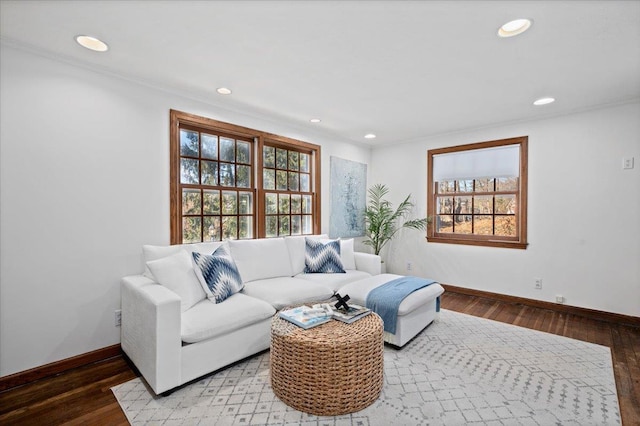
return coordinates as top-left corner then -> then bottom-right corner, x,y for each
279,306 -> 332,329
331,304 -> 371,324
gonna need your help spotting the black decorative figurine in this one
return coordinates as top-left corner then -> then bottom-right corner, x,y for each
333,292 -> 351,311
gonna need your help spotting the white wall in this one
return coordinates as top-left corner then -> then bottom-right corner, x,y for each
371,102 -> 640,317
0,45 -> 371,377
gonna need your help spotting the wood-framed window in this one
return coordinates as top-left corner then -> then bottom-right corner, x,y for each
262,141 -> 315,237
427,136 -> 528,249
170,110 -> 321,244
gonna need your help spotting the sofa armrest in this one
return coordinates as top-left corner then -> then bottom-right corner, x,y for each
354,252 -> 382,275
121,275 -> 182,394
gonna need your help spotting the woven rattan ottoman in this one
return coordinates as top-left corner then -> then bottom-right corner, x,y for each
270,310 -> 384,416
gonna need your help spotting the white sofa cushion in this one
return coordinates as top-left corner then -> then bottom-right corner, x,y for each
241,277 -> 334,310
181,293 -> 276,343
192,244 -> 244,304
284,234 -> 329,275
146,251 -> 206,312
295,270 -> 372,292
228,238 -> 293,283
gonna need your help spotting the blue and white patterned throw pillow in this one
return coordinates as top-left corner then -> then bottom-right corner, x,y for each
304,238 -> 346,274
192,245 -> 244,304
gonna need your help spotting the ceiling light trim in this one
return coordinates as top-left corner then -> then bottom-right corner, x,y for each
533,97 -> 555,106
75,35 -> 109,52
498,19 -> 532,38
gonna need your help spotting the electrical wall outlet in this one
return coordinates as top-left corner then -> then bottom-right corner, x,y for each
534,278 -> 542,289
555,295 -> 564,304
406,261 -> 413,271
623,157 -> 634,169
115,309 -> 122,327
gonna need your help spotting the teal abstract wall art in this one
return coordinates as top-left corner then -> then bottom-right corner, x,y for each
329,156 -> 367,237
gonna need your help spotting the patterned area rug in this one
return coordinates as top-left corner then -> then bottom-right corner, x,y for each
112,310 -> 620,425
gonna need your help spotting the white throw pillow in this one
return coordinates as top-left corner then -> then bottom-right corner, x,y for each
146,250 -> 207,312
338,238 -> 356,270
142,242 -> 224,279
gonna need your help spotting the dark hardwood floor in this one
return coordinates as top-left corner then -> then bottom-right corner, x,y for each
1,291 -> 638,425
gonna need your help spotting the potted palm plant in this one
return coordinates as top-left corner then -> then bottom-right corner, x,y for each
363,184 -> 429,261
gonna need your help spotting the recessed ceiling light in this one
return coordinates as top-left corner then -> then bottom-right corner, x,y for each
309,118 -> 321,123
364,133 -> 377,139
216,87 -> 232,95
533,97 -> 555,106
75,35 -> 108,52
498,19 -> 532,38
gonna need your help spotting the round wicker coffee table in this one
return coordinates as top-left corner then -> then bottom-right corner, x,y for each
270,310 -> 384,416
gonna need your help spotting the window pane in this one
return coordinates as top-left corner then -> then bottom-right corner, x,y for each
453,215 -> 472,233
265,193 -> 277,214
496,177 -> 518,192
204,216 -> 221,241
437,181 -> 456,193
475,195 -> 493,214
288,172 -> 299,191
291,194 -> 302,214
495,216 -> 517,237
222,216 -> 237,240
495,195 -> 516,214
279,215 -> 290,236
300,153 -> 310,172
203,190 -> 220,214
302,215 -> 312,234
220,137 -> 235,162
239,216 -> 253,239
276,148 -> 287,169
276,170 -> 288,191
263,169 -> 275,190
182,217 -> 201,243
436,215 -> 453,233
238,192 -> 252,214
180,158 -> 199,184
236,165 -> 251,188
300,173 -> 310,192
279,194 -> 290,214
265,216 -> 278,237
437,196 -> 453,214
302,195 -> 312,214
455,196 -> 472,214
291,215 -> 302,235
222,191 -> 237,214
201,160 -> 218,186
288,151 -> 299,171
201,133 -> 218,159
475,178 -> 493,192
263,146 -> 275,168
473,215 -> 493,235
180,129 -> 199,157
236,141 -> 251,164
182,189 -> 201,215
457,180 -> 474,192
219,163 -> 235,186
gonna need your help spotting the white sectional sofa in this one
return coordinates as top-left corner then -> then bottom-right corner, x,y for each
121,235 -> 443,395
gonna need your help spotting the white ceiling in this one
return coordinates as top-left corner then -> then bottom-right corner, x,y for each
2,1 -> 639,146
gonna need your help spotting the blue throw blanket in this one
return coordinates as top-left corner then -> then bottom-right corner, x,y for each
365,276 -> 439,334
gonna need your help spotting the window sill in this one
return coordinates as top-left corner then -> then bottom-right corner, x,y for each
426,236 -> 528,250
